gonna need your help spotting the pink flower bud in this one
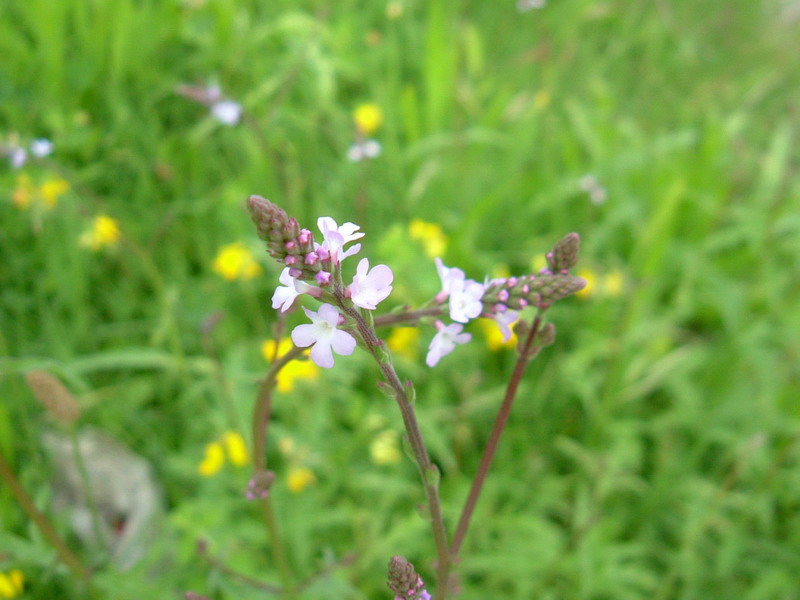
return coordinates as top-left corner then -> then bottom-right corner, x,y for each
289,267 -> 303,278
304,252 -> 318,265
285,241 -> 296,250
285,255 -> 297,266
315,271 -> 331,285
298,229 -> 312,244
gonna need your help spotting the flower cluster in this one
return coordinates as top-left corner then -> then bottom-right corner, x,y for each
198,431 -> 249,477
176,83 -> 242,126
348,103 -> 383,162
386,556 -> 431,600
249,196 -> 394,369
2,134 -> 53,169
12,174 -> 69,211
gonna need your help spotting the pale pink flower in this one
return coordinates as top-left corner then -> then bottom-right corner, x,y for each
448,278 -> 484,323
426,321 -> 472,367
434,258 -> 466,302
348,258 -> 393,310
317,217 -> 364,263
272,268 -> 315,312
291,303 -> 357,368
494,309 -> 519,341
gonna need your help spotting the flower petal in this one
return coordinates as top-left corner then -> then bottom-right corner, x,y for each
309,340 -> 335,368
330,329 -> 357,356
291,323 -> 317,348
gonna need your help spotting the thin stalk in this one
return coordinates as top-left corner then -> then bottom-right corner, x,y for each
335,297 -> 451,598
449,313 -> 543,558
251,345 -> 305,595
373,307 -> 444,328
0,448 -> 92,587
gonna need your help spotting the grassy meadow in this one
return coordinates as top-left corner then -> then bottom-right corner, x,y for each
2,0 -> 800,598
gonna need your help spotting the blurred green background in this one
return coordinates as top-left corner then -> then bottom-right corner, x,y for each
2,0 -> 800,598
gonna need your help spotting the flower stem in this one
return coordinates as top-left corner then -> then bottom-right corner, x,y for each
373,307 -> 444,328
335,296 -> 452,598
251,345 -> 305,595
0,447 -> 93,589
449,313 -> 543,559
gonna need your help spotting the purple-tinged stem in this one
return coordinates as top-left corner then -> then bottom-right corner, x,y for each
449,313 -> 543,558
373,307 -> 444,328
0,448 -> 92,588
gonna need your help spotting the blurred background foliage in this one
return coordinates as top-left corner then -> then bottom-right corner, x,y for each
1,0 -> 799,598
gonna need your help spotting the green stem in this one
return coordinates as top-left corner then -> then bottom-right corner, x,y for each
335,295 -> 452,599
0,447 -> 93,588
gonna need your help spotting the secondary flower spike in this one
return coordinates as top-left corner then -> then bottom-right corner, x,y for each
348,258 -> 393,310
291,303 -> 356,368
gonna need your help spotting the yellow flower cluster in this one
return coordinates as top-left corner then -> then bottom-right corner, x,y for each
12,174 -> 69,210
0,570 -> 23,599
353,103 -> 383,136
278,436 -> 316,493
79,215 -> 121,250
387,327 -> 420,359
575,268 -> 625,299
408,219 -> 448,258
198,431 -> 249,477
369,429 -> 402,465
261,338 -> 320,393
212,242 -> 262,281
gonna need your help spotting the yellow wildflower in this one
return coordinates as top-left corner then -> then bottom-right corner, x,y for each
353,103 -> 383,136
79,215 -> 121,250
602,269 -> 624,297
212,242 -> 262,281
408,219 -> 448,258
533,90 -> 551,110
575,268 -> 596,299
261,339 -> 319,392
0,570 -> 24,599
11,174 -> 33,209
278,436 -> 296,456
387,327 -> 420,359
370,430 -> 402,465
478,317 -> 517,351
287,466 -> 316,493
386,1 -> 404,19
198,441 -> 225,477
222,431 -> 249,467
39,178 -> 70,208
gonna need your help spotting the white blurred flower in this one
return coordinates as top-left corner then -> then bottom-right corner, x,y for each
579,174 -> 607,205
211,100 -> 242,126
517,0 -> 546,11
30,138 -> 55,158
347,139 -> 381,162
9,147 -> 27,169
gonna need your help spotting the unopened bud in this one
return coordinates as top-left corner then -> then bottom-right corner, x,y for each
547,232 -> 581,272
26,371 -> 81,425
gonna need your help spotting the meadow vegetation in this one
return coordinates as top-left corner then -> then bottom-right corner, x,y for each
1,0 -> 799,598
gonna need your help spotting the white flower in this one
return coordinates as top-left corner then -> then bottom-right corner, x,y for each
494,309 -> 519,342
211,100 -> 242,126
347,139 -> 381,162
426,321 -> 472,367
517,0 -> 546,12
30,138 -> 54,158
434,258 -> 466,299
448,278 -> 484,323
349,258 -> 393,310
317,217 -> 364,263
291,303 -> 357,368
9,147 -> 27,169
272,267 -> 313,312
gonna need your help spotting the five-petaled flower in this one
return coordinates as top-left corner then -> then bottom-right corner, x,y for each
426,321 -> 472,367
317,217 -> 364,264
272,267 -> 318,312
348,258 -> 393,310
291,303 -> 357,368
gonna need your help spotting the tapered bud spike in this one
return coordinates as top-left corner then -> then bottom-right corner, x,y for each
548,232 -> 581,272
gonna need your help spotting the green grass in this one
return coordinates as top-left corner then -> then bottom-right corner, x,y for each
2,0 -> 800,598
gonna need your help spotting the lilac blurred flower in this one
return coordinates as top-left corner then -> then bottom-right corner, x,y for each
426,321 -> 472,367
347,139 -> 381,162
